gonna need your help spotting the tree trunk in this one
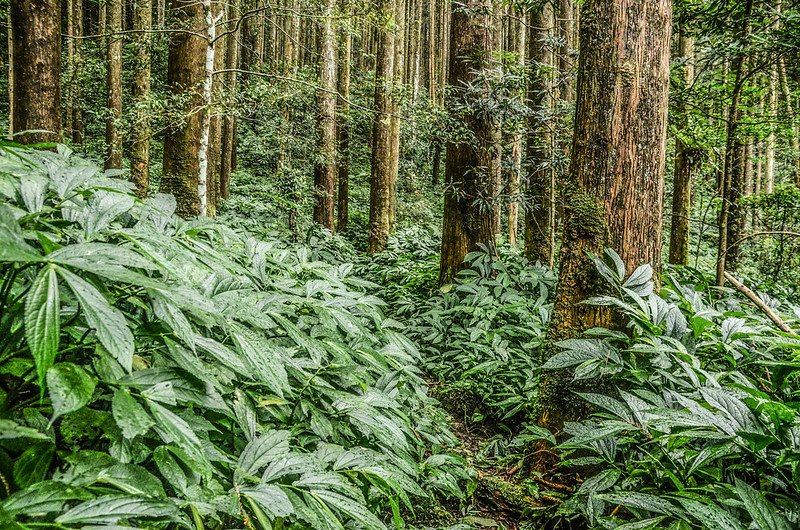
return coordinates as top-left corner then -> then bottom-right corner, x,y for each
438,0 -> 502,284
131,0 -> 152,198
388,0 -> 406,229
313,0 -> 337,230
368,0 -> 397,252
161,0 -> 205,218
336,8 -> 352,232
105,0 -> 123,169
10,0 -> 61,144
716,0 -> 753,284
505,10 -> 525,247
557,0 -> 574,103
765,62 -> 776,194
524,4 -> 555,265
668,30 -> 700,266
71,0 -> 84,143
539,0 -> 672,433
220,0 -> 240,200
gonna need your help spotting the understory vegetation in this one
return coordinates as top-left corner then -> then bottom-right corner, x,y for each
2,144 -> 800,529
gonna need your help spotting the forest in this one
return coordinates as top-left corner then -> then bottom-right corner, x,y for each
1,0 -> 800,528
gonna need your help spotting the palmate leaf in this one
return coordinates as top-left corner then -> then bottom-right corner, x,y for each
56,267 -> 134,371
47,362 -> 96,423
25,266 -> 60,389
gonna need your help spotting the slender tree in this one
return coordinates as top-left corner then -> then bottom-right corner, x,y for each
336,5 -> 352,232
668,29 -> 701,265
313,0 -> 338,230
538,0 -> 672,432
131,0 -> 153,197
524,4 -> 555,265
105,0 -> 123,169
9,0 -> 61,144
438,0 -> 502,283
219,0 -> 240,200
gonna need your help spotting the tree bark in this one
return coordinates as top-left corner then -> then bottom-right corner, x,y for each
131,0 -> 152,198
161,0 -> 205,218
71,0 -> 84,143
438,0 -> 502,284
716,0 -> 753,284
524,5 -> 555,265
668,30 -> 700,265
105,0 -> 123,169
765,62 -> 776,193
336,7 -> 352,232
220,0 -> 240,200
10,0 -> 61,144
388,0 -> 406,228
368,0 -> 397,252
313,0 -> 338,230
539,0 -> 672,432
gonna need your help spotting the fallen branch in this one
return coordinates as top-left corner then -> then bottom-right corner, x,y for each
724,271 -> 796,334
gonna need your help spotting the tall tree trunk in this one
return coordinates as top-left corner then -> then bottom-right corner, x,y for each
7,11 -> 13,137
716,0 -> 753,284
777,57 -> 800,187
220,0 -> 240,200
10,0 -> 61,144
105,0 -> 123,169
196,0 -> 220,217
388,0 -> 406,228
438,0 -> 502,284
368,0 -> 397,252
313,0 -> 337,230
157,0 -> 166,27
539,0 -> 672,432
557,0 -> 574,102
765,62 -> 777,194
524,4 -> 555,265
161,0 -> 205,217
505,9 -> 525,248
131,0 -> 152,198
336,8 -> 352,232
668,30 -> 700,265
71,0 -> 84,143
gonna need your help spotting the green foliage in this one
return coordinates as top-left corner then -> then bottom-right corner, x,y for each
552,250 -> 800,529
410,248 -> 556,430
0,144 -> 461,528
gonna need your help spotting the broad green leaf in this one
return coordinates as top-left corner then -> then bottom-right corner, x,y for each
734,478 -> 791,530
0,419 -> 49,441
47,362 -> 96,422
112,389 -> 154,439
56,494 -> 178,524
236,430 -> 291,482
96,464 -> 166,497
25,266 -> 60,389
577,468 -> 621,494
57,267 -> 134,371
677,498 -> 746,530
614,517 -> 668,530
241,484 -> 294,518
2,480 -> 92,517
595,492 -> 675,515
13,443 -> 54,489
311,489 -> 387,530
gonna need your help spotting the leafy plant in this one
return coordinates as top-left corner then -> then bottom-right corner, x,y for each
0,144 -> 460,528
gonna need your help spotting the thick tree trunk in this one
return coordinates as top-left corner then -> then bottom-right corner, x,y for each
368,0 -> 397,252
131,0 -> 152,198
539,0 -> 671,433
438,0 -> 502,284
668,31 -> 700,265
313,0 -> 337,230
524,5 -> 555,265
336,10 -> 352,232
105,0 -> 123,169
10,0 -> 61,144
161,0 -> 205,218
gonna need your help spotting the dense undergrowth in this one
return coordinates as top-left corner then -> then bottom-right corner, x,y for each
0,145 -> 465,529
3,143 -> 800,530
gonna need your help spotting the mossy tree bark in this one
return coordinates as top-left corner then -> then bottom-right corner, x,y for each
438,0 -> 502,284
538,0 -> 672,433
313,0 -> 338,230
161,0 -> 206,218
131,0 -> 152,198
10,0 -> 61,144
